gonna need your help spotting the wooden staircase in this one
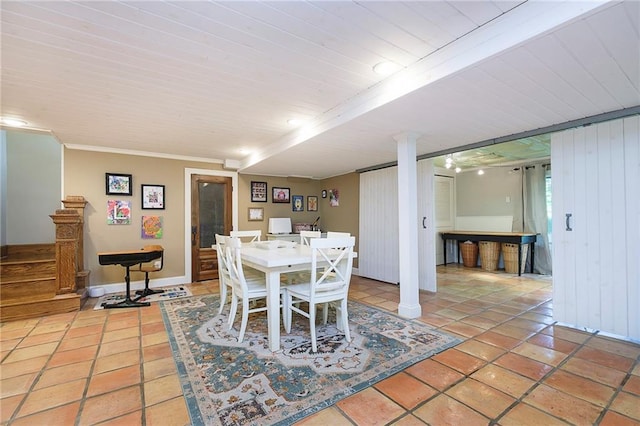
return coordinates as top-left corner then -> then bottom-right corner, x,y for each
1,197 -> 90,322
0,244 -> 82,321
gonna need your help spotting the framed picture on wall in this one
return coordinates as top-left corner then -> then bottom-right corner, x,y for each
141,184 -> 165,209
272,187 -> 290,203
106,173 -> 132,196
251,181 -> 267,202
307,196 -> 318,212
248,207 -> 264,221
292,195 -> 304,212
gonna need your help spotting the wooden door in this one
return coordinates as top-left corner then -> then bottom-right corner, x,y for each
191,174 -> 232,282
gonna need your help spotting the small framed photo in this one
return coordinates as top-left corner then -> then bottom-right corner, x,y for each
251,181 -> 267,202
272,187 -> 290,203
141,184 -> 165,209
106,173 -> 132,196
321,189 -> 327,198
292,195 -> 304,212
248,207 -> 264,221
307,196 -> 318,212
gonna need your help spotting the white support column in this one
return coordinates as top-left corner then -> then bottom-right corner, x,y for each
394,132 -> 422,318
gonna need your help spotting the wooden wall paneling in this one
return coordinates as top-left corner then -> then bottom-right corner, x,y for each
552,126 -> 575,326
552,116 -> 640,340
598,120 -> 630,336
623,116 -> 640,339
582,124 -> 600,329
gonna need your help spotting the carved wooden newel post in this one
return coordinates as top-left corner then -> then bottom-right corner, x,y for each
50,209 -> 81,294
61,196 -> 90,290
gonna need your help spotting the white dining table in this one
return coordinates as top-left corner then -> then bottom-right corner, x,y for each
240,241 -> 356,352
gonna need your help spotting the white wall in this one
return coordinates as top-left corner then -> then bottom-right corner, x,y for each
5,130 -> 61,244
456,167 -> 523,231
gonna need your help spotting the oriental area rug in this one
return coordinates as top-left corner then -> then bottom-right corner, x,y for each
160,295 -> 460,426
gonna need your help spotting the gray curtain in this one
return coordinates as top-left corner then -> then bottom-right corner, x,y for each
523,164 -> 552,275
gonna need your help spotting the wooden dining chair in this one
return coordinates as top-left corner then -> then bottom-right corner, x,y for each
225,237 -> 286,343
132,244 -> 164,301
283,236 -> 355,353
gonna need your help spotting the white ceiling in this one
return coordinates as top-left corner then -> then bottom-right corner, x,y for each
1,1 -> 638,179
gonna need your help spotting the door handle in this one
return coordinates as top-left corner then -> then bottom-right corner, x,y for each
422,217 -> 427,229
191,226 -> 197,245
565,213 -> 572,231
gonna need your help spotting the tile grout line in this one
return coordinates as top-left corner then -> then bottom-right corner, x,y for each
3,312 -> 82,424
74,309 -> 108,426
591,335 -> 640,425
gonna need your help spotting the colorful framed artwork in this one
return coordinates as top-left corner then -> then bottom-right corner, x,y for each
251,181 -> 267,202
292,195 -> 304,212
330,189 -> 339,207
141,184 -> 165,209
105,173 -> 132,196
272,187 -> 290,203
141,215 -> 163,239
307,196 -> 318,212
107,200 -> 131,225
248,207 -> 264,221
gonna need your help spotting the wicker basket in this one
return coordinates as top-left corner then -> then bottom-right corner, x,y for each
460,242 -> 478,267
479,241 -> 500,271
502,243 -> 528,274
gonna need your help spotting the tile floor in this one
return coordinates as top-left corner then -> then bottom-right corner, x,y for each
1,265 -> 639,425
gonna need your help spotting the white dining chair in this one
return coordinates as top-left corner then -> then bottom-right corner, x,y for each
215,234 -> 232,315
326,231 -> 351,239
230,230 -> 262,242
225,236 -> 286,343
283,236 -> 355,353
216,234 -> 267,317
299,230 -> 321,245
281,230 -> 323,285
230,230 -> 264,278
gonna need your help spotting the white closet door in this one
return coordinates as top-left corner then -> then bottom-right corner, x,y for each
359,167 -> 399,284
417,160 -> 438,291
433,174 -> 455,265
551,116 -> 639,340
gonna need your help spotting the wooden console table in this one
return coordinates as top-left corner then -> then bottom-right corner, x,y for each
441,231 -> 538,276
